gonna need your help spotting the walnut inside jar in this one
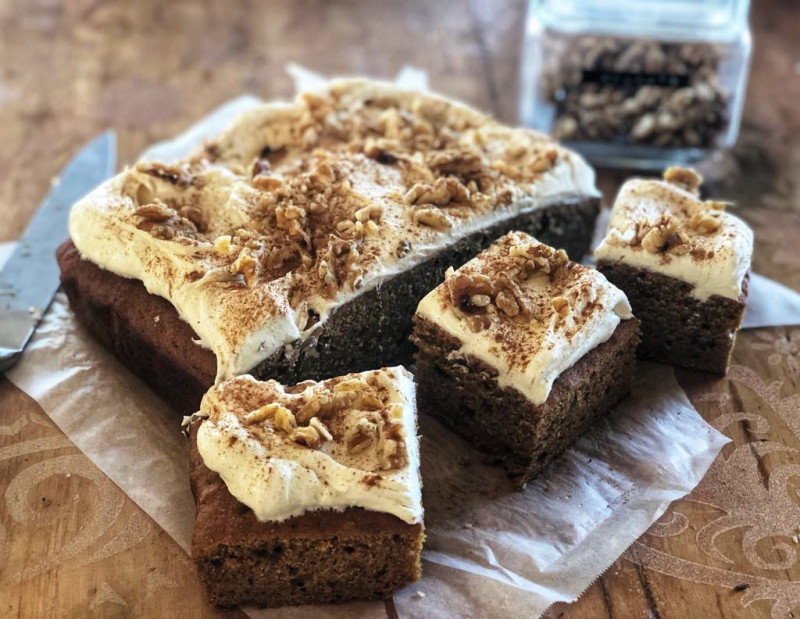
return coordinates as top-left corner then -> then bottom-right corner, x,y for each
542,35 -> 731,149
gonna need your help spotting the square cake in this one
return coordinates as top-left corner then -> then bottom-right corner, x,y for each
595,167 -> 753,375
411,231 -> 640,488
58,78 -> 601,413
189,366 -> 424,608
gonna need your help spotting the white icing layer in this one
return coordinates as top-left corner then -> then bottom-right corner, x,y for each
196,367 -> 423,524
595,179 -> 753,301
416,232 -> 633,406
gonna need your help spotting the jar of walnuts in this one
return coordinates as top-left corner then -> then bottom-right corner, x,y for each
519,0 -> 752,169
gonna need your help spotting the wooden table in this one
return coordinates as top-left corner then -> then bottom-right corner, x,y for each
1,1 -> 798,617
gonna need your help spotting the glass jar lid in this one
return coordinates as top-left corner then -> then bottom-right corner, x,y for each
534,0 -> 750,41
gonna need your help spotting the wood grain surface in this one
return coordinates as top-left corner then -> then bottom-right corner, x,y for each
1,0 -> 799,617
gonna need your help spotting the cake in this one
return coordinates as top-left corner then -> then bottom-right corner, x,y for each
410,231 -> 640,488
58,78 -> 601,413
189,366 -> 424,608
595,167 -> 753,375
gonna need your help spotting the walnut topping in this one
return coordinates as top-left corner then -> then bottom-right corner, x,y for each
688,211 -> 722,234
231,251 -> 258,286
494,289 -> 520,317
529,148 -> 559,173
290,425 -> 323,448
414,208 -> 450,229
289,416 -> 334,450
355,204 -> 383,222
253,175 -> 284,192
427,149 -> 484,176
348,417 -> 378,454
640,217 -> 678,253
309,416 -> 333,441
663,166 -> 703,193
214,235 -> 232,255
470,294 -> 491,307
245,402 -> 290,424
509,242 -> 569,276
333,377 -> 369,392
134,200 -> 174,221
405,177 -> 469,207
552,296 -> 571,319
274,407 -> 297,434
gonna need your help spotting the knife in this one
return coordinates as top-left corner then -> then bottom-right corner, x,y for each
0,131 -> 116,373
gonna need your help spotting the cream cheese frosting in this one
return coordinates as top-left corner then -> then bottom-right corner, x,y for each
594,168 -> 753,301
195,366 -> 423,524
68,78 -> 598,381
416,232 -> 633,406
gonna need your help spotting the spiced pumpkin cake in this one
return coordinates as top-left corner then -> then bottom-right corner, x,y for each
410,231 -> 640,488
58,78 -> 601,413
189,366 -> 424,608
595,167 -> 753,375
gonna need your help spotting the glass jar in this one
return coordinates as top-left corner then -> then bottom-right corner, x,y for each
519,0 -> 752,169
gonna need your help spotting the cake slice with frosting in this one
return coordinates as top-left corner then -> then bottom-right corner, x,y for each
189,366 -> 423,608
411,231 -> 639,488
595,167 -> 753,374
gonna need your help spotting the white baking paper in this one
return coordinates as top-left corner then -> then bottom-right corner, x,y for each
4,74 -> 799,617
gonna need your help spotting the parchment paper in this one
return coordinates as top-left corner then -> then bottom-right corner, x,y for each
5,70 -> 800,617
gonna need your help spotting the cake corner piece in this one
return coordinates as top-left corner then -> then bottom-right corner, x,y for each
411,231 -> 640,488
189,366 -> 424,608
595,166 -> 754,375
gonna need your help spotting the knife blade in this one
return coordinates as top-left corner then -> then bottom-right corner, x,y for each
0,131 -> 117,373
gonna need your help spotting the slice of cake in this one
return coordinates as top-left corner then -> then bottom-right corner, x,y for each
410,231 -> 639,488
58,78 -> 601,413
595,167 -> 753,375
189,366 -> 423,608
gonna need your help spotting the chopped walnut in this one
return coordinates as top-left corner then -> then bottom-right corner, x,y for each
134,200 -> 174,222
291,425 -> 322,449
231,251 -> 258,286
470,294 -> 491,307
415,208 -> 450,229
318,259 -> 338,292
214,235 -> 232,255
333,377 -> 370,393
274,407 -> 297,434
510,242 -> 568,276
348,417 -> 379,454
405,177 -> 469,206
666,229 -> 691,255
245,402 -> 290,424
689,211 -> 722,234
466,314 -> 491,333
427,149 -> 484,176
355,204 -> 383,222
663,167 -> 703,193
528,148 -> 559,173
309,417 -> 333,441
641,218 -> 678,253
253,175 -> 284,192
552,296 -> 571,319
494,290 -> 520,317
